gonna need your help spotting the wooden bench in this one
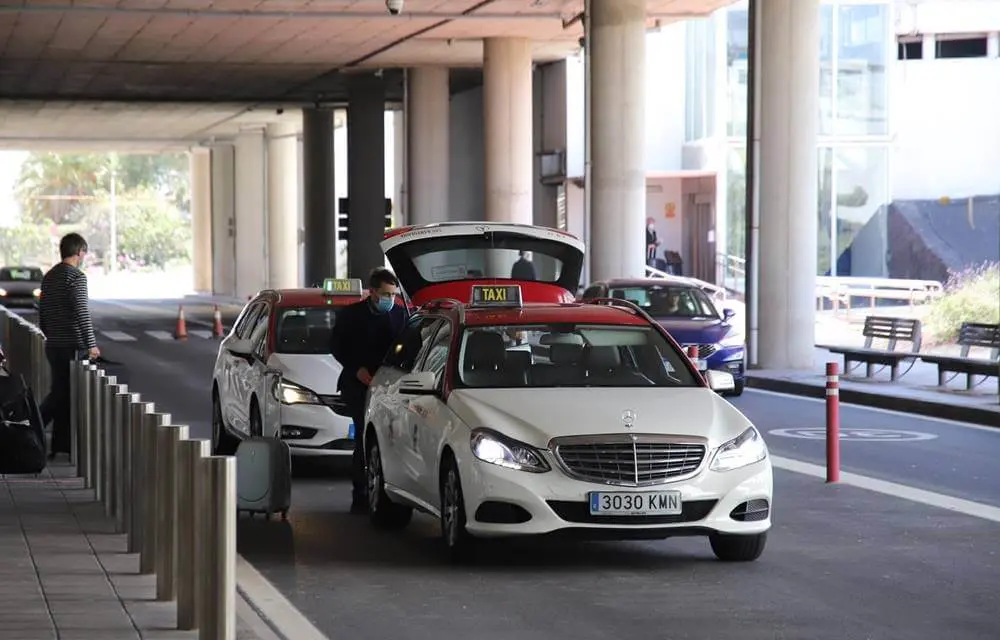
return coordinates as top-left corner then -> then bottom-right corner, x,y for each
823,316 -> 922,381
920,322 -> 1000,390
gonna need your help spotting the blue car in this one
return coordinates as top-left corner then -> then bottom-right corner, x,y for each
581,277 -> 746,396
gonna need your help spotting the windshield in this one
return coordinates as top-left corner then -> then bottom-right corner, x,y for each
608,285 -> 719,318
0,267 -> 43,282
274,307 -> 337,354
455,323 -> 700,389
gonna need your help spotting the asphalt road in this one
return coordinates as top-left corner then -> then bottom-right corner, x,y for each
31,301 -> 1000,640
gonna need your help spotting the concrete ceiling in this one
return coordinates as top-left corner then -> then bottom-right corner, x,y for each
0,0 -> 733,103
0,0 -> 735,150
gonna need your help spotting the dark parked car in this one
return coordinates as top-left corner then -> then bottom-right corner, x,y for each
0,266 -> 44,309
581,277 -> 746,396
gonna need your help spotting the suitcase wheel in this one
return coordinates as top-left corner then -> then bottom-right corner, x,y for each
280,510 -> 288,521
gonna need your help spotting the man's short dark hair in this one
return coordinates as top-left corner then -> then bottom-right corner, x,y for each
59,233 -> 88,259
369,267 -> 398,290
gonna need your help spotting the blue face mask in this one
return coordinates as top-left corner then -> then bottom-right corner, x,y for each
375,295 -> 394,313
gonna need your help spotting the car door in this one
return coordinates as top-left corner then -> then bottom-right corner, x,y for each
220,301 -> 262,428
229,303 -> 267,435
375,315 -> 444,497
404,319 -> 454,506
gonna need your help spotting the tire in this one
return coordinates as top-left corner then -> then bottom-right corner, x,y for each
439,454 -> 475,562
249,399 -> 263,437
724,380 -> 745,397
709,532 -> 767,562
212,391 -> 240,455
366,433 -> 412,530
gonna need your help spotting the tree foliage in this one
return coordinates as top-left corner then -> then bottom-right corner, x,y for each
0,225 -> 51,266
14,152 -> 190,225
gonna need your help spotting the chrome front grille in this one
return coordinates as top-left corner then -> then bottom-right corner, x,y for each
553,435 -> 707,486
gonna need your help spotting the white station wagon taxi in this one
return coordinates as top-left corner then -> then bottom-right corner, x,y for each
362,223 -> 773,562
211,279 -> 374,459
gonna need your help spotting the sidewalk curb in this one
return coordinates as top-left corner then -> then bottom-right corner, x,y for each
746,376 -> 1000,428
236,555 -> 330,640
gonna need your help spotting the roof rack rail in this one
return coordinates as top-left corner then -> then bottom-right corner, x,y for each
419,297 -> 466,323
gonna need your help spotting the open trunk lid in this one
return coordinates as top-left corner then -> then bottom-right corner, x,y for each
380,223 -> 585,306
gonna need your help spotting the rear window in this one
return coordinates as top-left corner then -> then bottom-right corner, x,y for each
274,307 -> 337,354
608,285 -> 719,318
0,267 -> 43,281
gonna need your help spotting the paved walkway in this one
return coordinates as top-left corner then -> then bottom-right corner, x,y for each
0,462 -> 272,640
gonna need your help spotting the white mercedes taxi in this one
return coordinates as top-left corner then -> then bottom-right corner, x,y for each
363,223 -> 772,562
211,279 -> 370,459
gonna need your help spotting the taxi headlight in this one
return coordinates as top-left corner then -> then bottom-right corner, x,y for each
0,288 -> 6,296
710,427 -> 767,471
32,288 -> 41,298
470,428 -> 550,473
274,380 -> 320,405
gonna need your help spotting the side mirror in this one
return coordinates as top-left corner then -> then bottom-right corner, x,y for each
399,371 -> 438,395
227,338 -> 254,359
722,307 -> 736,321
706,369 -> 736,393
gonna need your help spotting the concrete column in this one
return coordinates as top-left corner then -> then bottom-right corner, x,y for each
988,32 -> 999,58
407,67 -> 450,225
210,144 -> 236,297
267,122 -> 300,289
347,73 -> 387,278
393,109 -> 406,226
483,37 -> 533,225
233,129 -> 267,299
589,0 -> 647,281
753,0 -> 820,369
302,108 -> 336,287
189,148 -> 212,294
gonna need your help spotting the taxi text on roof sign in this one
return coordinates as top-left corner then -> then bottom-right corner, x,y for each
470,284 -> 523,307
322,278 -> 363,296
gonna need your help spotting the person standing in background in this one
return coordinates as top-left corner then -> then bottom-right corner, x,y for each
646,217 -> 660,267
38,233 -> 100,459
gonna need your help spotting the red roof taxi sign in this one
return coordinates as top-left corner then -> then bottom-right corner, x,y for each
470,284 -> 523,307
322,278 -> 363,296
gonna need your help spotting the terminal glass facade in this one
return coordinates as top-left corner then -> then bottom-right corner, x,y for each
693,0 -> 893,289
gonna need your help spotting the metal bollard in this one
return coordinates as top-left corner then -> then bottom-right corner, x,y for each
102,379 -> 122,516
199,455 -> 237,640
89,369 -> 106,493
115,392 -> 139,533
69,360 -> 78,467
177,438 -> 210,630
128,401 -> 154,554
156,424 -> 189,602
140,412 -> 171,575
78,364 -> 92,481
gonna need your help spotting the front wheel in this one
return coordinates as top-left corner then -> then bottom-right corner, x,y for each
724,379 -> 745,398
212,392 -> 240,455
440,455 -> 475,562
709,531 -> 767,562
366,434 -> 412,530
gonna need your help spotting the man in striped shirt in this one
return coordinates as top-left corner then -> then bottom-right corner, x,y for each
38,233 -> 100,459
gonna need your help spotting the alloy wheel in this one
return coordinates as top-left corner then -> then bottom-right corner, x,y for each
367,443 -> 382,513
442,468 -> 460,548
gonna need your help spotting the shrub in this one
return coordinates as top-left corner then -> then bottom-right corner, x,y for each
924,262 -> 1000,344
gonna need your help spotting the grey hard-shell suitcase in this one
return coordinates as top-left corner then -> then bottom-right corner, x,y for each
235,437 -> 292,520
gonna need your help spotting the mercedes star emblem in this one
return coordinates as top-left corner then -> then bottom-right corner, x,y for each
622,410 -> 636,429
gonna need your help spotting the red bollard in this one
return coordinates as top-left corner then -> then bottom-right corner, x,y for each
826,362 -> 840,483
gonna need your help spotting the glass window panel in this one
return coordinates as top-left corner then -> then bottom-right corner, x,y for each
724,146 -> 747,293
835,4 -> 888,136
726,8 -> 749,137
819,4 -> 834,136
832,146 -> 889,277
818,147 -> 835,276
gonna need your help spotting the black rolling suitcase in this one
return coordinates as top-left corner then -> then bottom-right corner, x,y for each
0,372 -> 47,475
235,437 -> 292,520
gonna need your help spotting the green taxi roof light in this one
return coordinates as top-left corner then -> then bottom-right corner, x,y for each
322,278 -> 363,296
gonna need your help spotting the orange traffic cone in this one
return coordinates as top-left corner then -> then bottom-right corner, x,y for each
212,305 -> 225,338
174,305 -> 188,340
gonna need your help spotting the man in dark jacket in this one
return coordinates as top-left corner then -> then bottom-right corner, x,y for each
329,267 -> 408,514
38,233 -> 100,459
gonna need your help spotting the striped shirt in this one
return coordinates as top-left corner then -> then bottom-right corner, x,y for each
38,263 -> 97,350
